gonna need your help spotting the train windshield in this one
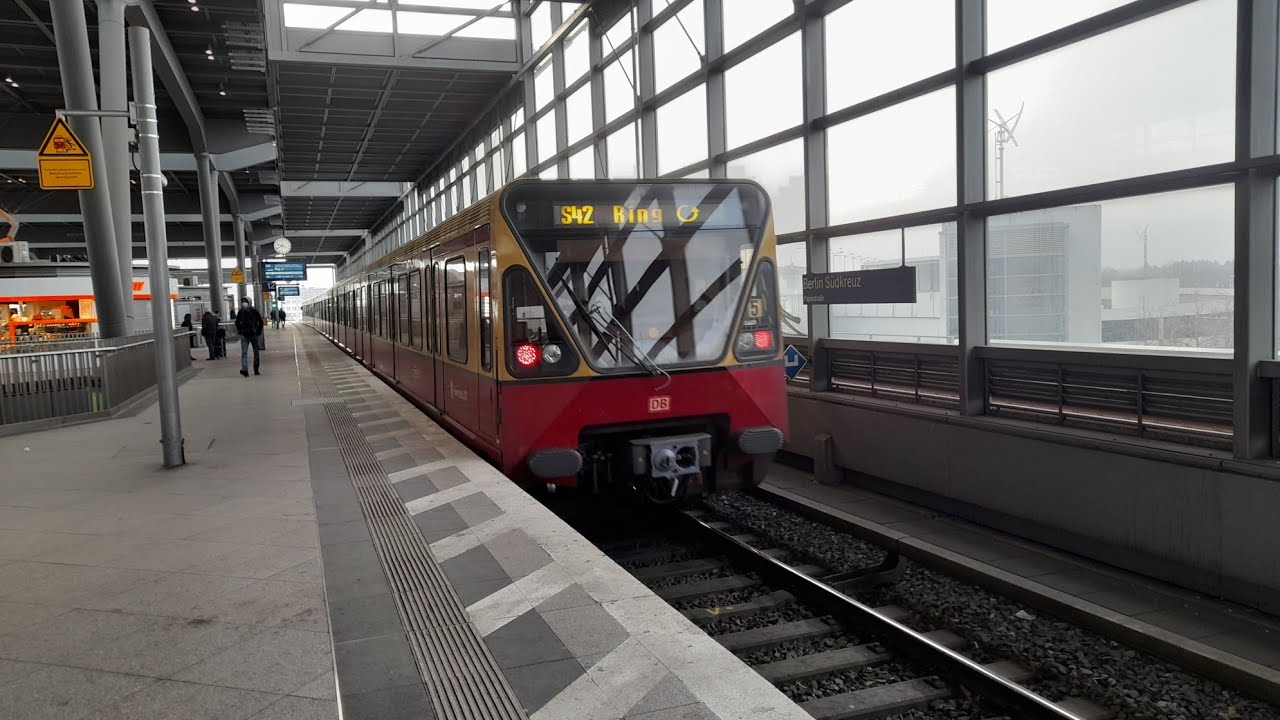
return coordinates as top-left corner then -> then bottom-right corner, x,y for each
503,181 -> 770,370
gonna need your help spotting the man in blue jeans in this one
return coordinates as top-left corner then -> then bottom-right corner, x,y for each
233,297 -> 265,377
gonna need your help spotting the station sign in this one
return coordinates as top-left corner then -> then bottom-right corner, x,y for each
37,117 -> 94,190
802,266 -> 917,305
277,285 -> 300,297
262,261 -> 308,281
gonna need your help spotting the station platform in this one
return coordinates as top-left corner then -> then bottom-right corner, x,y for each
761,465 -> 1280,680
0,326 -> 807,720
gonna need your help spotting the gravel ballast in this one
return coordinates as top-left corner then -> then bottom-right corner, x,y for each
705,491 -> 1280,720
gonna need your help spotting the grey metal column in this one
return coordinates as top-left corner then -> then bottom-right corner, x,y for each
801,5 -> 828,356
98,0 -> 134,326
195,153 -> 226,318
637,0 -> 658,178
129,25 -> 184,468
251,239 -> 266,350
48,0 -> 128,338
954,0 -> 988,416
704,0 -> 726,178
232,215 -> 248,305
1232,0 -> 1278,458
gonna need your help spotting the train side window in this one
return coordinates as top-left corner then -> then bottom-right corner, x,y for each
445,257 -> 467,363
409,271 -> 423,350
479,248 -> 492,372
397,273 -> 411,346
380,281 -> 390,338
373,283 -> 382,337
430,263 -> 439,354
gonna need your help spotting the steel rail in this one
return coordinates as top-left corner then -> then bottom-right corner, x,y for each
675,509 -> 1088,720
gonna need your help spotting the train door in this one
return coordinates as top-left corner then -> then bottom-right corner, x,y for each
476,230 -> 499,443
420,258 -> 437,408
441,246 -> 479,430
355,285 -> 365,359
387,277 -> 398,380
431,256 -> 444,409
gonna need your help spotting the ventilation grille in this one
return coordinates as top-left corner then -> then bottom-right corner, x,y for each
827,346 -> 960,409
986,359 -> 1232,448
222,20 -> 267,73
243,107 -> 276,136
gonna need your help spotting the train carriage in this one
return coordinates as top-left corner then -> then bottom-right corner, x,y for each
307,179 -> 787,504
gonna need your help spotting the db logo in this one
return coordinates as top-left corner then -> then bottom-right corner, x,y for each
648,396 -> 671,413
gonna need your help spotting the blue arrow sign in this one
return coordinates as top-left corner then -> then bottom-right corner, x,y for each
783,345 -> 807,381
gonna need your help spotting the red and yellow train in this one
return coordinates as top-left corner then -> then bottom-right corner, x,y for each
306,179 -> 787,503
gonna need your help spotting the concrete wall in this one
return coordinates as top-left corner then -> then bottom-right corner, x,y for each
787,392 -> 1280,614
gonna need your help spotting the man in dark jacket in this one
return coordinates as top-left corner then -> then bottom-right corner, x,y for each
234,298 -> 265,377
200,310 -> 219,360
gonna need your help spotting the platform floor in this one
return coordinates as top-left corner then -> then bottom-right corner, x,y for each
0,329 -> 332,720
0,327 -> 808,720
763,465 -> 1280,674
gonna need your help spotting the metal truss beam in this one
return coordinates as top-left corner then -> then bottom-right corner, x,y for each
281,181 -> 407,197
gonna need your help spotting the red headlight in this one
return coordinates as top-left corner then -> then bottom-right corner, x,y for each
515,342 -> 541,367
753,329 -> 773,350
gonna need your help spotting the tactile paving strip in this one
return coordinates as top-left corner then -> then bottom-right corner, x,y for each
308,348 -> 526,720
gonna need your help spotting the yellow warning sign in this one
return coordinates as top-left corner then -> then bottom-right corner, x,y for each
230,267 -> 245,283
37,117 -> 94,190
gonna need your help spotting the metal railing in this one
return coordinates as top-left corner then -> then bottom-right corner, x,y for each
0,328 -> 152,356
798,339 -> 1234,449
979,346 -> 1233,450
0,330 -> 193,427
808,338 -> 961,409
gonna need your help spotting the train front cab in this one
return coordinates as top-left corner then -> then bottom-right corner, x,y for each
493,180 -> 788,503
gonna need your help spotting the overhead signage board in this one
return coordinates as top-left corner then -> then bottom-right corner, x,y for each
37,117 -> 94,190
277,285 -> 300,297
802,266 -> 917,305
262,261 -> 308,281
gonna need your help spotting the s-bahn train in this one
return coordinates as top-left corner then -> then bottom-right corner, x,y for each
306,179 -> 787,504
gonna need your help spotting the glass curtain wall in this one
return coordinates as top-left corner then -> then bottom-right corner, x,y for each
353,0 -> 1277,365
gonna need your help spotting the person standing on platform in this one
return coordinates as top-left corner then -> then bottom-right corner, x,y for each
269,308 -> 278,329
278,308 -> 287,328
200,310 -> 219,361
180,313 -> 195,350
235,297 -> 265,377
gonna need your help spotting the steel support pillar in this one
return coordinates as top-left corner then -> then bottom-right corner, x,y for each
801,6 -> 829,355
704,0 -> 726,179
233,215 -> 248,305
195,153 -> 226,319
129,25 -> 184,468
1232,0 -> 1279,458
955,0 -> 988,416
48,0 -> 128,338
98,0 -> 134,326
637,0 -> 658,178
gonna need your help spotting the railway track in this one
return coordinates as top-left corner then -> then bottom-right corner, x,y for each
596,508 -> 1112,720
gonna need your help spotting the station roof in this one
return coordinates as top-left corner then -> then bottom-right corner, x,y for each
0,0 -> 522,263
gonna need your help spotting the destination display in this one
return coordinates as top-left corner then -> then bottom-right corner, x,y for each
277,285 -> 301,297
553,203 -> 706,227
802,266 -> 917,305
262,261 -> 308,281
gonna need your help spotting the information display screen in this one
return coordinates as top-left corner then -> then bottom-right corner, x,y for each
277,285 -> 301,297
505,181 -> 768,232
262,262 -> 308,281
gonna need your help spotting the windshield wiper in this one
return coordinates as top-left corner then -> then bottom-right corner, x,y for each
589,301 -> 672,390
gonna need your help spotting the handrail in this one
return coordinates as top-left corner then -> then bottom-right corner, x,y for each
0,331 -> 191,361
977,344 -> 1230,375
817,337 -> 960,357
